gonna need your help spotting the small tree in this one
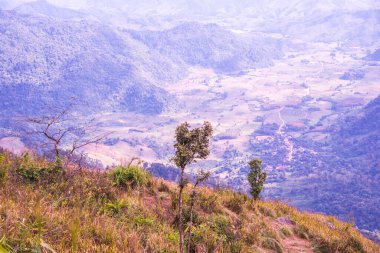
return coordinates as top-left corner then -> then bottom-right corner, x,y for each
186,171 -> 210,253
247,159 -> 267,200
173,121 -> 213,253
22,102 -> 109,169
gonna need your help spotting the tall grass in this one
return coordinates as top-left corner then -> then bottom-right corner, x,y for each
0,151 -> 378,253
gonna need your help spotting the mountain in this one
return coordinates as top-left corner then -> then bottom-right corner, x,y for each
334,95 -> 380,173
366,48 -> 380,61
3,0 -> 379,44
129,23 -> 283,73
14,0 -> 86,20
0,10 -> 183,117
0,10 -> 282,119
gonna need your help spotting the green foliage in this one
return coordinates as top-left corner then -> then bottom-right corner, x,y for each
189,215 -> 235,252
134,216 -> 154,227
0,154 -> 10,185
225,193 -> 248,214
0,236 -> 12,253
15,153 -> 63,183
172,121 -> 213,253
294,225 -> 310,240
109,166 -> 151,189
261,237 -> 283,253
166,231 -> 180,243
230,241 -> 244,253
190,224 -> 220,252
104,199 -> 129,216
173,121 -> 213,169
247,159 -> 267,200
259,205 -> 276,218
70,217 -> 80,252
0,245 -> 8,253
1,152 -> 379,253
199,193 -> 219,213
210,215 -> 234,242
280,226 -> 293,238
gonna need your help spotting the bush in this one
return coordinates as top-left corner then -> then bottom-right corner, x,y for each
15,154 -> 63,183
109,166 -> 151,189
199,192 -> 220,213
210,215 -> 234,242
258,205 -> 276,218
280,226 -> 293,238
134,216 -> 154,227
191,224 -> 221,252
224,193 -> 247,214
294,225 -> 310,240
0,153 -> 10,184
104,199 -> 129,216
261,237 -> 283,253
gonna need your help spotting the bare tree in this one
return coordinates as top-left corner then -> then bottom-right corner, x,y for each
186,171 -> 210,253
173,121 -> 213,253
22,103 -> 109,168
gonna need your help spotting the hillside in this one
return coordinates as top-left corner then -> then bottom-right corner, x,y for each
0,10 -> 179,116
248,95 -> 380,233
0,1 -> 379,250
0,9 -> 281,119
129,23 -> 282,73
0,151 -> 379,252
6,0 -> 378,45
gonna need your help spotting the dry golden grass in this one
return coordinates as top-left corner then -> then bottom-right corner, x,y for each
0,151 -> 378,253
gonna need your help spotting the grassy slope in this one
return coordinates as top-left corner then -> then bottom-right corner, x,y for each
0,151 -> 379,253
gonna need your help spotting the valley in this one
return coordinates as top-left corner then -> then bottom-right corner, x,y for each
70,40 -> 380,232
85,40 -> 379,168
0,0 -> 379,238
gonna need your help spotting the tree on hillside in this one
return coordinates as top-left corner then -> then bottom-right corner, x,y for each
173,121 -> 213,253
22,102 -> 109,169
186,170 -> 210,253
247,159 -> 267,200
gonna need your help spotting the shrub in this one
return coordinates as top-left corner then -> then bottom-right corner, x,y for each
241,222 -> 261,245
258,205 -> 276,218
199,192 -> 220,213
247,159 -> 267,200
191,224 -> 220,252
280,226 -> 293,238
294,225 -> 310,240
210,215 -> 234,242
166,231 -> 180,243
158,181 -> 170,192
224,193 -> 247,214
0,154 -> 10,185
261,237 -> 283,253
173,208 -> 202,228
134,216 -> 154,227
15,154 -> 63,183
109,166 -> 151,189
104,199 -> 129,216
230,240 -> 244,253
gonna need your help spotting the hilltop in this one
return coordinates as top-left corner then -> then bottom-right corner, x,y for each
0,151 -> 379,252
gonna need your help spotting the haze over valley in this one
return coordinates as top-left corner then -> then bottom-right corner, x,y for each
0,0 -> 379,239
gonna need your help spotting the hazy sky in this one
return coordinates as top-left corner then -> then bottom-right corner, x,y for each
2,0 -> 379,11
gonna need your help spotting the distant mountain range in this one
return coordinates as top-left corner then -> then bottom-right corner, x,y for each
129,23 -> 282,73
2,0 -> 379,46
0,9 -> 282,119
